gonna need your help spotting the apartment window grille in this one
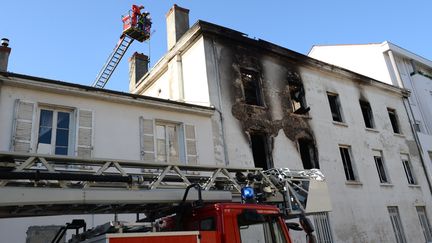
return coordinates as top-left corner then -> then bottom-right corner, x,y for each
374,152 -> 390,183
416,206 -> 432,242
313,212 -> 334,243
401,155 -> 416,185
339,146 -> 356,181
388,206 -> 407,243
359,100 -> 374,128
241,69 -> 263,106
327,93 -> 343,122
387,108 -> 401,134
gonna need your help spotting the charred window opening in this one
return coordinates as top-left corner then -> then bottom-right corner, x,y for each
359,100 -> 374,128
327,93 -> 343,122
298,138 -> 319,169
241,69 -> 263,106
387,108 -> 401,134
250,132 -> 272,170
288,72 -> 310,115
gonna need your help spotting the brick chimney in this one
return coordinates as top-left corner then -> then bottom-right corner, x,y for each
166,4 -> 190,50
0,38 -> 11,72
129,52 -> 149,91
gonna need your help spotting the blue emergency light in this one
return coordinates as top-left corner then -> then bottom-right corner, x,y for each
241,186 -> 255,200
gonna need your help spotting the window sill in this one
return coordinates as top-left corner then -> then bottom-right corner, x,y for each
393,133 -> 405,138
408,184 -> 421,188
345,181 -> 362,186
380,183 -> 394,187
332,121 -> 348,127
291,113 -> 312,119
365,128 -> 379,133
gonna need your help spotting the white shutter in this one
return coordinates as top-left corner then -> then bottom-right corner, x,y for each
76,109 -> 93,158
140,117 -> 155,162
184,124 -> 197,165
12,100 -> 35,152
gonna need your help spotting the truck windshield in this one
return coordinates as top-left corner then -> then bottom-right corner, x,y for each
238,215 -> 287,243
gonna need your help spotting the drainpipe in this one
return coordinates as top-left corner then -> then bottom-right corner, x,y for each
211,38 -> 229,165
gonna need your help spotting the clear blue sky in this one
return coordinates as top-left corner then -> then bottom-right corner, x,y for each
1,1 -> 431,92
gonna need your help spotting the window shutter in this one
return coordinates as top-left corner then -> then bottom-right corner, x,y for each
76,109 -> 93,158
140,117 -> 155,162
185,124 -> 197,165
12,100 -> 35,153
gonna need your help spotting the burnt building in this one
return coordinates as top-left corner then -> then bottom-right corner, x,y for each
131,5 -> 432,243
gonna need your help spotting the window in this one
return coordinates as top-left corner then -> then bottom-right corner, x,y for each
238,215 -> 287,243
12,100 -> 93,158
139,117 -> 197,164
313,212 -> 334,243
339,146 -> 357,181
250,133 -> 272,170
388,206 -> 407,243
156,122 -> 181,163
374,151 -> 390,183
359,100 -> 374,128
327,93 -> 343,122
241,69 -> 263,106
298,138 -> 319,169
401,155 -> 416,185
416,206 -> 432,242
287,72 -> 309,115
37,108 -> 72,155
387,108 -> 401,134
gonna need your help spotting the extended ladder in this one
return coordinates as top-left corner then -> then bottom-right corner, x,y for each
0,152 -> 331,218
92,35 -> 134,89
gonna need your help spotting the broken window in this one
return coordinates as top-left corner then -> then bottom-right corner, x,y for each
241,69 -> 263,106
327,93 -> 343,122
339,146 -> 356,181
298,138 -> 319,169
359,100 -> 374,128
288,72 -> 310,115
401,154 -> 416,185
373,151 -> 390,183
387,108 -> 401,134
250,132 -> 272,170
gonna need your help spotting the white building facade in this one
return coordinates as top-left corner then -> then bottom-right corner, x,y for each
309,42 -> 432,190
131,6 -> 432,243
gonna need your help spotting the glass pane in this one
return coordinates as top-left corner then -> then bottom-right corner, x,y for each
55,147 -> 68,155
156,125 -> 165,139
38,127 -> 52,144
56,129 -> 69,146
39,110 -> 53,126
57,112 -> 70,129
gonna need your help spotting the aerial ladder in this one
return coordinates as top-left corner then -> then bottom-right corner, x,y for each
92,5 -> 152,89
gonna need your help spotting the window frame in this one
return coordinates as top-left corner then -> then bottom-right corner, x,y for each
416,206 -> 432,242
36,106 -> 75,156
339,145 -> 357,181
373,151 -> 390,184
388,206 -> 407,243
327,92 -> 343,122
155,120 -> 185,164
401,154 -> 416,185
387,108 -> 401,134
359,100 -> 375,129
240,68 -> 264,107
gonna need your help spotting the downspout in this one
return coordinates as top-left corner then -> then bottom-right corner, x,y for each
211,38 -> 229,165
176,54 -> 185,101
